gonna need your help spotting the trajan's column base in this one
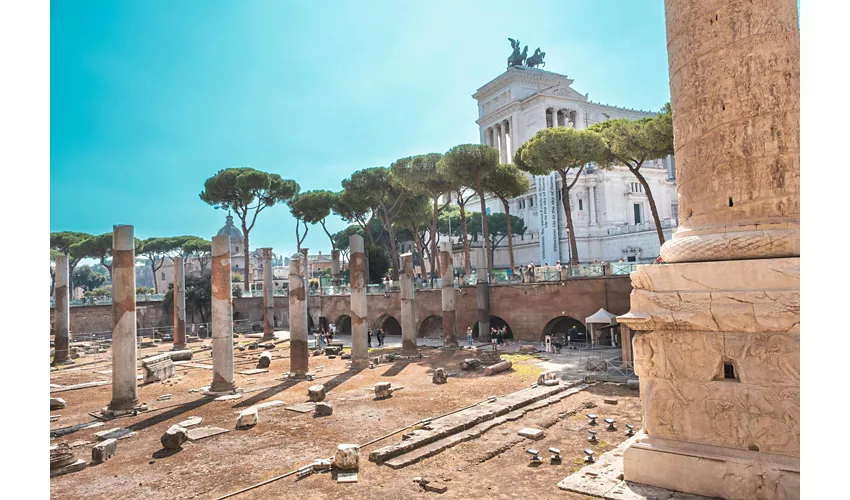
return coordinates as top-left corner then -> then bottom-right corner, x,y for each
617,258 -> 799,500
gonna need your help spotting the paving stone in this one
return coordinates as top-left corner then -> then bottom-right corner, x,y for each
91,438 -> 117,464
239,368 -> 269,375
286,403 -> 316,413
51,421 -> 104,439
161,424 -> 188,449
178,416 -> 202,427
518,427 -> 545,440
253,400 -> 285,411
236,407 -> 259,428
187,426 -> 230,441
336,471 -> 358,483
50,458 -> 86,477
50,381 -> 109,393
50,397 -> 67,410
94,428 -> 137,441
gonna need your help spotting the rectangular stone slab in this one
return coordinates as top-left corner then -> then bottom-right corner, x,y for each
51,421 -> 104,439
50,458 -> 86,477
336,471 -> 358,483
518,428 -> 545,440
94,427 -> 137,441
239,369 -> 269,375
187,426 -> 230,441
285,403 -> 316,413
50,381 -> 109,393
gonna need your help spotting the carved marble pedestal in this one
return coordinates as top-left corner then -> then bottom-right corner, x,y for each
618,258 -> 799,500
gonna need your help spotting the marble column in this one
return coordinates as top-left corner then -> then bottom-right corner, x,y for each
261,248 -> 275,340
508,116 -> 515,163
288,253 -> 309,376
399,253 -> 417,355
300,248 -> 310,328
617,2 -> 800,499
439,242 -> 458,348
172,257 -> 187,350
349,235 -> 369,369
106,225 -> 138,413
476,248 -> 490,341
208,234 -> 238,394
331,249 -> 341,286
588,185 -> 597,226
52,254 -> 71,365
499,120 -> 508,163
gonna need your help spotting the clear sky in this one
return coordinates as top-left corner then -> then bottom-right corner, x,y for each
50,0 -> 671,258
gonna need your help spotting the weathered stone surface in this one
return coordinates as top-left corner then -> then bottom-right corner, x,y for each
341,352 -> 351,359
586,358 -> 608,372
51,397 -> 67,410
91,438 -> 117,464
519,345 -> 537,354
50,443 -> 76,469
537,371 -> 558,385
186,426 -> 229,441
50,458 -> 86,477
257,351 -> 272,369
483,360 -> 512,376
308,384 -> 326,402
237,407 -> 259,428
626,379 -> 640,390
325,346 -> 341,356
314,402 -> 333,417
518,427 -> 545,440
160,424 -> 188,450
459,358 -> 481,370
179,416 -> 202,427
168,349 -> 193,362
94,427 -> 137,441
375,382 -> 393,399
476,350 -> 502,365
142,353 -> 175,383
332,444 -> 360,470
432,368 -> 448,384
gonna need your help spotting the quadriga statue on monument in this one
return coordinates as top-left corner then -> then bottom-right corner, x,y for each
507,38 -> 528,68
526,48 -> 546,68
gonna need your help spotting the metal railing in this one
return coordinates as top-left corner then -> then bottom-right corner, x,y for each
606,218 -> 677,236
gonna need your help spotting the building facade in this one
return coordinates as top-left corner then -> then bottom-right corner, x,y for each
468,66 -> 677,266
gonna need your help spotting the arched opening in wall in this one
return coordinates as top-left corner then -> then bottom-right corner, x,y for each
471,316 -> 513,339
375,314 -> 402,336
541,316 -> 586,342
334,315 -> 352,335
418,315 -> 443,339
308,315 -> 314,332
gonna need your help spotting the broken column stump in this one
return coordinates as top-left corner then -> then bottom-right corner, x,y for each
308,384 -> 326,402
537,371 -> 560,386
50,397 -> 67,410
160,424 -> 188,450
237,407 -> 259,428
257,351 -> 272,369
432,368 -> 448,384
50,444 -> 86,477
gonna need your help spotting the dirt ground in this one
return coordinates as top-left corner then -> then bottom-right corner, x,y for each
50,339 -> 642,499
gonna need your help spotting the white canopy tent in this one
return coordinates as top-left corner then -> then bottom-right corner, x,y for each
585,308 -> 618,346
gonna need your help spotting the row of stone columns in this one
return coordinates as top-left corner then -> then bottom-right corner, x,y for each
546,107 -> 578,129
484,118 -> 513,164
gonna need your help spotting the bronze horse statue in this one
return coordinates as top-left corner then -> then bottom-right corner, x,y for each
526,48 -> 546,68
507,38 -> 528,68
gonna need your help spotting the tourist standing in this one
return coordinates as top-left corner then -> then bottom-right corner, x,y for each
491,334 -> 498,351
467,327 -> 473,346
545,334 -> 552,353
501,326 -> 508,344
496,327 -> 503,345
568,325 -> 578,349
368,327 -> 372,348
378,328 -> 385,346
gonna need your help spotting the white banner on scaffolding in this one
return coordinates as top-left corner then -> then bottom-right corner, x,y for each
536,172 -> 561,265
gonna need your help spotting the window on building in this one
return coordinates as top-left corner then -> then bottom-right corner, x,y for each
529,196 -> 534,207
235,246 -> 239,254
161,272 -> 165,281
579,199 -> 583,210
634,203 -> 643,224
627,256 -> 637,262
630,182 -> 643,193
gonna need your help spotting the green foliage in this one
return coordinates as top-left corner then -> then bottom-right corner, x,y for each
136,286 -> 154,294
366,244 -> 391,284
231,272 -> 243,283
199,167 -> 299,217
164,274 -> 212,322
84,285 -> 111,299
232,286 -> 243,298
514,127 -> 607,177
50,231 -> 93,260
332,225 -> 364,253
289,189 -> 339,250
467,212 -> 527,248
390,153 -> 452,199
73,265 -> 106,293
482,163 -> 531,201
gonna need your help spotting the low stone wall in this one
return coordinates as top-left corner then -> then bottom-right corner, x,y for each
52,276 -> 632,340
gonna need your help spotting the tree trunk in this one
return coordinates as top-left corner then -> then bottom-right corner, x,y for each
430,197 -> 440,283
560,171 -> 580,265
411,223 -> 426,276
631,166 -> 666,246
475,175 -> 493,282
150,260 -> 159,294
458,199 -> 471,276
382,210 -> 400,281
501,197 -> 516,271
242,225 -> 250,293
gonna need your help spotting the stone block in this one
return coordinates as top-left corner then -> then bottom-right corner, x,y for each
50,458 -> 86,477
332,444 -> 360,470
341,352 -> 351,360
91,438 -> 117,464
314,402 -> 333,417
179,416 -> 202,427
94,428 -> 137,441
237,407 -> 259,428
50,397 -> 67,410
432,368 -> 448,384
142,353 -> 175,383
308,384 -> 326,402
160,424 -> 188,450
50,443 -> 76,469
257,351 -> 272,369
168,349 -> 193,362
537,371 -> 558,385
325,346 -> 341,356
375,382 -> 393,399
186,426 -> 229,441
518,427 -> 545,440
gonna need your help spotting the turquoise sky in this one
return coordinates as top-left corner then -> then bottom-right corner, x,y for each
50,0 -> 670,257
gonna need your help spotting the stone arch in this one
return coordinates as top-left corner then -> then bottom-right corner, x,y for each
541,316 -> 586,341
334,314 -> 352,335
374,314 -> 401,336
417,315 -> 442,339
308,315 -> 315,332
471,316 -> 513,339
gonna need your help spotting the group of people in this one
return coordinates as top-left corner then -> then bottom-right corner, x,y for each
367,327 -> 386,347
313,322 -> 337,347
